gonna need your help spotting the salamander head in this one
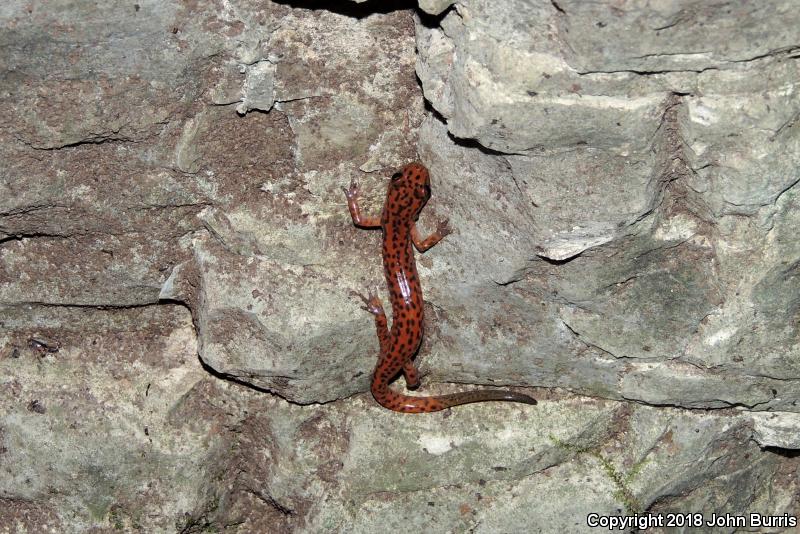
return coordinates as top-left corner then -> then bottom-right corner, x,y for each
384,162 -> 431,223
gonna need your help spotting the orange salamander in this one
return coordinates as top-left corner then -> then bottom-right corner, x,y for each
344,162 -> 537,413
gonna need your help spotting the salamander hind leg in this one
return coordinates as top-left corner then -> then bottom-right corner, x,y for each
351,289 -> 384,316
402,360 -> 420,390
351,289 -> 390,355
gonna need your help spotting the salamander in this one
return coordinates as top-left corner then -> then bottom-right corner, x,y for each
344,162 -> 537,413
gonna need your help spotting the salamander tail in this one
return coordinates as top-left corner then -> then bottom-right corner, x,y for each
372,382 -> 536,413
440,389 -> 538,409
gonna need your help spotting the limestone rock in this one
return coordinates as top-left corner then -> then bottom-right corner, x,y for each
2,0 -> 799,531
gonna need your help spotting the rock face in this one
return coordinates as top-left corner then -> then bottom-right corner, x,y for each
1,0 -> 798,532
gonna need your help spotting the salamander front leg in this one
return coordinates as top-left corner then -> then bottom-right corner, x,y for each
411,218 -> 452,252
343,182 -> 381,228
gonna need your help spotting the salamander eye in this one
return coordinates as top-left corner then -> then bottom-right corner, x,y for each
391,171 -> 403,181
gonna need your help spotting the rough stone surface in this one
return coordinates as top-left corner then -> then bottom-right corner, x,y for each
0,305 -> 212,532
414,0 -> 800,413
1,0 -> 799,531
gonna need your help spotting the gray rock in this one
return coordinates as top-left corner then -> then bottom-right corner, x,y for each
0,304 -> 215,532
752,412 -> 800,449
413,0 -> 800,414
2,0 -> 799,531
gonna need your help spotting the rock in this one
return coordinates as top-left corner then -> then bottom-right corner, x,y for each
752,412 -> 800,450
413,0 -> 800,413
2,0 -> 799,530
0,304 -> 213,531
